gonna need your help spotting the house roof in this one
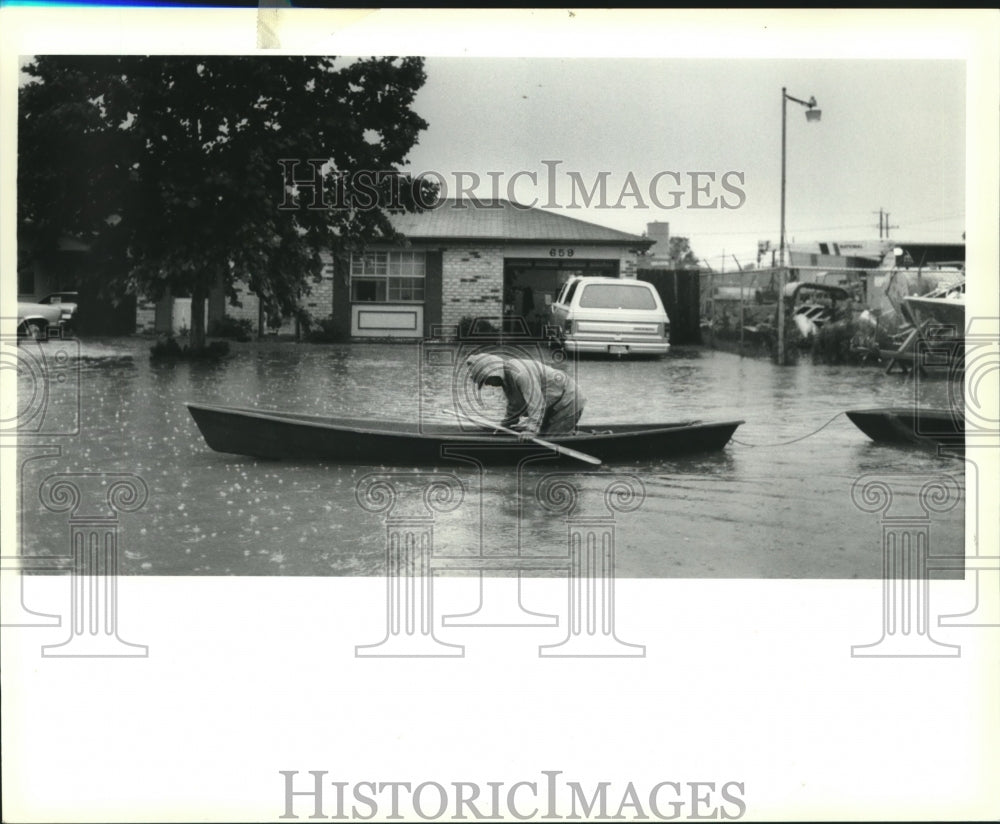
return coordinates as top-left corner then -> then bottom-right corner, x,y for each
386,198 -> 652,248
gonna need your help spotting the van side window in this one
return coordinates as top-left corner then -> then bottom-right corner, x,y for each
563,279 -> 580,305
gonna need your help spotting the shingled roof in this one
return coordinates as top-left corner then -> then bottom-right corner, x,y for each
387,198 -> 652,247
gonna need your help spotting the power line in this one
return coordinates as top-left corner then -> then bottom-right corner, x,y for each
905,213 -> 966,225
686,212 -> 964,237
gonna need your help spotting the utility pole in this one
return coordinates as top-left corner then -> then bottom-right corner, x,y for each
778,87 -> 821,366
733,255 -> 745,357
873,208 -> 900,239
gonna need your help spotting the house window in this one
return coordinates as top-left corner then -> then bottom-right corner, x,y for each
350,251 -> 426,302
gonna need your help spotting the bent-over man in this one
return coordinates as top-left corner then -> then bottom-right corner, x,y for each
465,353 -> 586,437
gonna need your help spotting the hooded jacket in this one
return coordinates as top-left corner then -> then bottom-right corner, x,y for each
465,354 -> 581,433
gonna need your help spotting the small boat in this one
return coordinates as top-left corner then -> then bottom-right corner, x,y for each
901,278 -> 965,333
186,402 -> 744,464
880,278 -> 966,373
845,407 -> 964,451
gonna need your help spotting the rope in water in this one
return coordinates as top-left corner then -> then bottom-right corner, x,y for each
731,411 -> 846,448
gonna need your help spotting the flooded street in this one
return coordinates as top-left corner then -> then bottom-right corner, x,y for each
18,338 -> 964,577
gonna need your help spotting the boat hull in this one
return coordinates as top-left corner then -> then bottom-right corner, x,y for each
186,403 -> 744,464
902,295 -> 965,333
846,407 -> 964,451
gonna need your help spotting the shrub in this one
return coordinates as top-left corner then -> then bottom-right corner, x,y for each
150,335 -> 230,361
303,316 -> 347,343
149,335 -> 183,359
208,316 -> 255,341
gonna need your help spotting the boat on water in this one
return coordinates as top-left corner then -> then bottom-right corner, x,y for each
880,277 -> 965,372
901,278 -> 965,333
186,402 -> 744,464
846,407 -> 963,451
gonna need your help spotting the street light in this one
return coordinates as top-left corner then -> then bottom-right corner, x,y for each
777,87 -> 821,365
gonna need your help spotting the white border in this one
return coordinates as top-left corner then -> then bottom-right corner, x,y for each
2,9 -> 998,823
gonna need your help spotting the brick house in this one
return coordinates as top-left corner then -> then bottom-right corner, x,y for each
137,199 -> 653,339
135,259 -> 336,338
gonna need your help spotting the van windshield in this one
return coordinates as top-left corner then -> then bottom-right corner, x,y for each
578,283 -> 657,310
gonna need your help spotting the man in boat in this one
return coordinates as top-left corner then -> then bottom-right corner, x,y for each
465,353 -> 585,438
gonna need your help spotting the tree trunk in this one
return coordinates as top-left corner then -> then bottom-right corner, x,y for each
190,282 -> 207,350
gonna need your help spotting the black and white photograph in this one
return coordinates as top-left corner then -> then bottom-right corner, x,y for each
2,8 -> 998,823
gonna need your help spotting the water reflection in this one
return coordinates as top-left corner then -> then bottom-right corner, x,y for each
17,338 -> 964,578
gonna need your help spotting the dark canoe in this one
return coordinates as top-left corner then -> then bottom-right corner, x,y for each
846,407 -> 964,451
186,402 -> 744,464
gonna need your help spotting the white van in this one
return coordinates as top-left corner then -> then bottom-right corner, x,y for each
548,276 -> 671,356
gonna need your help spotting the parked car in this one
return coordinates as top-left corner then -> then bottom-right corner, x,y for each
38,291 -> 79,330
16,300 -> 64,340
548,276 -> 670,356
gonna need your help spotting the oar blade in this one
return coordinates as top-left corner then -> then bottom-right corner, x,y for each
557,445 -> 602,466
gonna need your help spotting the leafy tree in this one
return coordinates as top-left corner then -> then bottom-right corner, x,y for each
666,236 -> 700,269
19,55 -> 435,347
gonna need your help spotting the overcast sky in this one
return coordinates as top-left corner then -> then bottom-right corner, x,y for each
11,54 -> 968,271
401,58 -> 966,269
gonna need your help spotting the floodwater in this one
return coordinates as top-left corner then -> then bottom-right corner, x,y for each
15,337 -> 965,577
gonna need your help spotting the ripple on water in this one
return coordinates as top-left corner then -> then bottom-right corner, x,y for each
17,340 -> 965,578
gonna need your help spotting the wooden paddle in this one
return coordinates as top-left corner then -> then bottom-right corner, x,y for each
442,408 -> 602,466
